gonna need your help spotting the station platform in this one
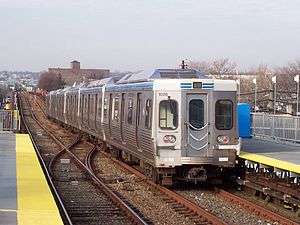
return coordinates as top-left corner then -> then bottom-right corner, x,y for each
0,133 -> 64,225
240,137 -> 300,174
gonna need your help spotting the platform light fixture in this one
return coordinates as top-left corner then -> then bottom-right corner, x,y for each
294,74 -> 300,116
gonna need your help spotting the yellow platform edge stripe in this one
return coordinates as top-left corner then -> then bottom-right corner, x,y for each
239,151 -> 300,174
16,134 -> 64,225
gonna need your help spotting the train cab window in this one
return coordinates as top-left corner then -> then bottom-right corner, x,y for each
145,99 -> 152,129
215,100 -> 233,130
189,99 -> 204,129
159,100 -> 178,130
127,98 -> 133,124
113,97 -> 119,121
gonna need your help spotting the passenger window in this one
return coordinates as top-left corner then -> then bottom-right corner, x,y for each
113,97 -> 119,121
98,96 -> 102,120
95,94 -> 98,119
85,96 -> 88,114
189,99 -> 204,129
215,100 -> 233,130
145,99 -> 152,129
159,100 -> 178,130
80,95 -> 84,119
121,93 -> 125,122
127,98 -> 133,124
88,94 -> 91,116
103,98 -> 108,118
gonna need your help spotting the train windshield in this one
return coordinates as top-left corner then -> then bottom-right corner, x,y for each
159,100 -> 178,130
215,100 -> 233,130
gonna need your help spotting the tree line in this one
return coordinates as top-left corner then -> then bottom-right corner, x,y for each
190,58 -> 300,113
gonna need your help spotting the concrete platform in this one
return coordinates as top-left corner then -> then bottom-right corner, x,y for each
240,137 -> 300,174
0,133 -> 64,225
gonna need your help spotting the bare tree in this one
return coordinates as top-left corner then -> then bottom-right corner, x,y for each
189,58 -> 237,76
189,60 -> 211,74
274,60 -> 300,91
210,58 -> 237,75
38,72 -> 65,91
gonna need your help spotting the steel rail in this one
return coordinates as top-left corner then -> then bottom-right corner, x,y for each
18,93 -> 74,225
48,136 -> 81,177
24,93 -> 149,225
28,91 -> 299,225
217,189 -> 299,225
101,151 -> 226,225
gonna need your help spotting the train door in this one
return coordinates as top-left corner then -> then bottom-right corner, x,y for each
108,93 -> 113,137
135,93 -> 142,149
185,93 -> 209,157
120,93 -> 125,142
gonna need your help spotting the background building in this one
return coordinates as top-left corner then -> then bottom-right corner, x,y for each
48,60 -> 110,85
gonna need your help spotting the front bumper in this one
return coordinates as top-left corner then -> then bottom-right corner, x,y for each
156,148 -> 237,168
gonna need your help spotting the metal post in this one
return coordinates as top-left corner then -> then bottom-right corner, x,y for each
236,70 -> 241,102
272,76 -> 277,115
236,79 -> 240,102
254,84 -> 257,113
272,115 -> 275,139
253,78 -> 257,112
297,78 -> 299,115
274,82 -> 276,114
238,78 -> 241,102
294,75 -> 299,140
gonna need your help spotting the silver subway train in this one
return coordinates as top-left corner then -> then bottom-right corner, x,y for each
46,69 -> 240,185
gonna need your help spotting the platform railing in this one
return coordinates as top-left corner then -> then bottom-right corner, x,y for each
251,113 -> 300,143
0,110 -> 20,132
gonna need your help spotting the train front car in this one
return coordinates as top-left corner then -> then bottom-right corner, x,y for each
152,70 -> 239,185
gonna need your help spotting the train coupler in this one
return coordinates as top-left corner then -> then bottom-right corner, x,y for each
187,167 -> 207,183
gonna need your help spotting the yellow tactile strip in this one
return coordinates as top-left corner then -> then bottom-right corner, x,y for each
16,134 -> 64,225
239,151 -> 300,174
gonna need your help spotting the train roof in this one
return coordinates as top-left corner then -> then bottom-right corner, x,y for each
48,68 -> 236,95
107,78 -> 237,92
117,69 -> 206,84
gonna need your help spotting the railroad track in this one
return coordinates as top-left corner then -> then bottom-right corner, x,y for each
19,92 -> 149,225
244,173 -> 300,213
97,151 -> 226,225
102,151 -> 300,225
22,92 -> 228,225
20,92 -> 300,225
18,92 -> 73,225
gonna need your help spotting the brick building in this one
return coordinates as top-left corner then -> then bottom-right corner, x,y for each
48,61 -> 110,85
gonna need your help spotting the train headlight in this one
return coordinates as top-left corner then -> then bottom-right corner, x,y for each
163,135 -> 176,144
217,135 -> 230,144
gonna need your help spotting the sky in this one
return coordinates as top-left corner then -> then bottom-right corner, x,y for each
0,0 -> 299,72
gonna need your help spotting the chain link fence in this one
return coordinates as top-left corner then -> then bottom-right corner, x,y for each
252,113 -> 300,143
0,110 -> 20,132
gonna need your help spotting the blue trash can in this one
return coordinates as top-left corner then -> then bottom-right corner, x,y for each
237,103 -> 251,138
